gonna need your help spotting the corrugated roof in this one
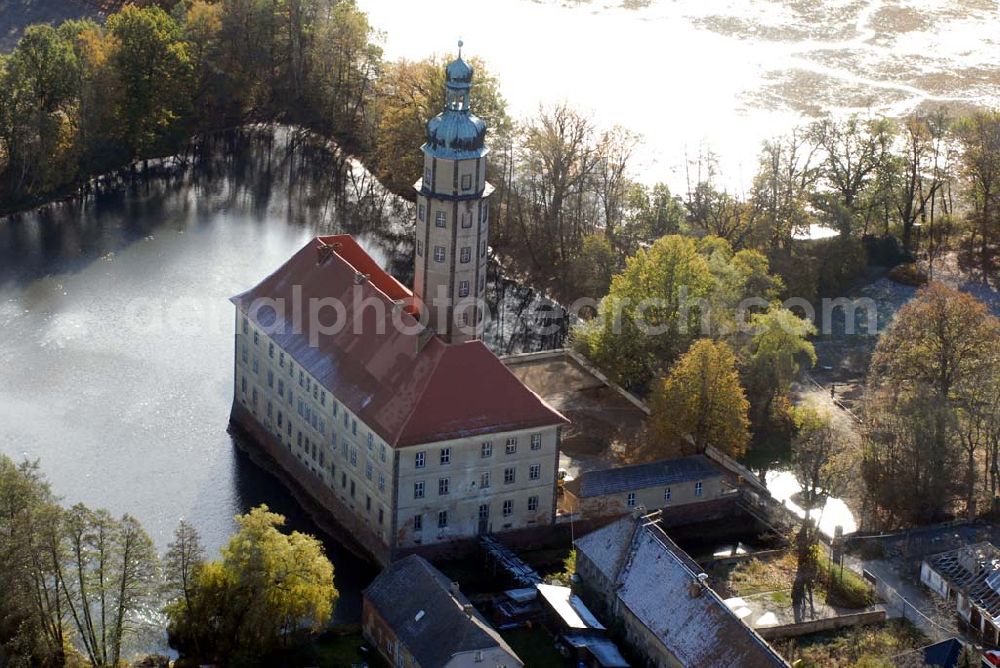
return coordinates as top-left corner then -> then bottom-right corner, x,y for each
535,583 -> 605,630
575,516 -> 789,668
926,542 -> 1000,622
569,455 -> 721,498
364,554 -> 521,666
231,236 -> 567,447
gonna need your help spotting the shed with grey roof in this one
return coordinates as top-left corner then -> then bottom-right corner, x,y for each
561,455 -> 726,520
574,513 -> 789,667
363,554 -> 523,668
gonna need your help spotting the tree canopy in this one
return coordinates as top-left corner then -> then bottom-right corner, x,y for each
649,339 -> 751,458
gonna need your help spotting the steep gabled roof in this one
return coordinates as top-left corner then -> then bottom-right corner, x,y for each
364,555 -> 521,667
575,515 -> 789,668
230,236 -> 567,447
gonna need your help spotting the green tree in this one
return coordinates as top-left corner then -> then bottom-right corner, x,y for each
572,234 -> 715,389
107,4 -> 192,159
743,305 -> 817,420
166,505 -> 337,664
953,110 -> 1000,279
649,339 -> 751,458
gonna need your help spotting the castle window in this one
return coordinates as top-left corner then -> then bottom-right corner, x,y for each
416,240 -> 423,257
435,211 -> 447,228
479,275 -> 485,294
414,481 -> 424,499
267,370 -> 273,388
460,247 -> 471,264
505,437 -> 517,455
664,487 -> 672,502
695,481 -> 703,497
480,472 -> 490,489
481,441 -> 492,458
438,510 -> 448,528
529,464 -> 540,480
241,376 -> 247,394
480,205 -> 488,224
278,379 -> 284,396
350,447 -> 357,466
504,467 -> 515,484
279,352 -> 284,367
415,451 -> 425,469
418,203 -> 425,221
424,168 -> 432,186
268,342 -> 274,358
378,508 -> 384,525
366,496 -> 371,511
461,211 -> 472,228
252,358 -> 259,374
434,246 -> 445,263
480,240 -> 487,258
253,331 -> 259,346
461,174 -> 472,191
379,473 -> 385,492
251,389 -> 257,405
241,345 -> 248,364
439,478 -> 450,495
528,496 -> 539,512
440,448 -> 451,465
368,432 -> 374,450
413,514 -> 423,531
531,433 -> 542,450
242,317 -> 248,334
502,500 -> 513,517
459,281 -> 470,297
365,460 -> 373,480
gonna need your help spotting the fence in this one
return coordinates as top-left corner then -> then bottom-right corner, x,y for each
869,571 -> 956,642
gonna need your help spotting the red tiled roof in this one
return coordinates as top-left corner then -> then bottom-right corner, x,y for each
231,235 -> 568,447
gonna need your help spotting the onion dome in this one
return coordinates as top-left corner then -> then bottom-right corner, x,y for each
423,40 -> 488,159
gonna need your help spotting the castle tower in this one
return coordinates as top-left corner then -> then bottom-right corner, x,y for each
413,41 -> 493,344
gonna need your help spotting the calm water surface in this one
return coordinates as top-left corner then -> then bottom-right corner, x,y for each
0,129 -> 428,622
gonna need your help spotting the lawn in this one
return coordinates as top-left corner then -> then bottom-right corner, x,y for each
501,627 -> 566,667
309,629 -> 386,668
773,619 -> 929,667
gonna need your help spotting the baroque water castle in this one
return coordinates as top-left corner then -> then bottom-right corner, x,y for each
229,46 -> 568,564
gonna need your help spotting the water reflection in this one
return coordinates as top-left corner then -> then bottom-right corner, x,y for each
766,470 -> 858,538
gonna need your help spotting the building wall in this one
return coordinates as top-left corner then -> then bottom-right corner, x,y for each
563,476 -> 724,519
235,309 -> 560,553
414,153 -> 490,343
393,426 -> 560,549
614,601 -> 682,668
234,312 -> 395,549
362,599 -> 419,668
920,563 -> 949,599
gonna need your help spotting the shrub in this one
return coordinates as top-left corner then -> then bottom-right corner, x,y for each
823,565 -> 874,609
887,263 -> 928,286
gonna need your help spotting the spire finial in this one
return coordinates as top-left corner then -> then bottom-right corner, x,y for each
457,39 -> 463,58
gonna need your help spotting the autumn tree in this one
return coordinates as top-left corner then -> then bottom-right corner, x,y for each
953,110 -> 1000,279
166,505 -> 337,664
864,283 -> 1000,524
649,339 -> 751,458
791,405 -> 853,510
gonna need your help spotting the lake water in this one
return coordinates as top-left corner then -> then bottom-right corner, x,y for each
360,0 -> 1000,191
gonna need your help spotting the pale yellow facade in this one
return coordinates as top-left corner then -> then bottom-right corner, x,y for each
235,313 -> 559,554
562,476 -> 724,518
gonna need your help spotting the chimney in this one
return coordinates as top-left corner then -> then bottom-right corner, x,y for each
449,581 -> 460,597
462,603 -> 474,617
689,573 -> 709,598
354,272 -> 370,285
